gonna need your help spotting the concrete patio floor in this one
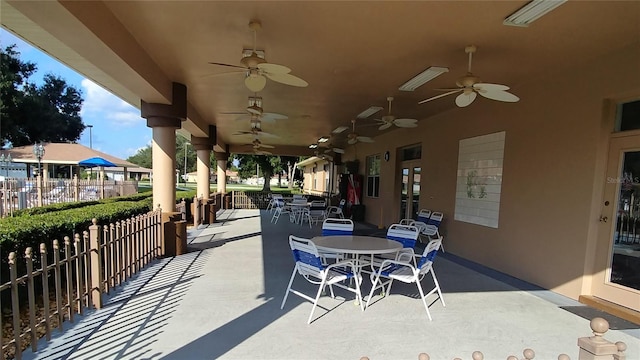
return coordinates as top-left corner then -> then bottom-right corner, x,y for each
24,209 -> 639,360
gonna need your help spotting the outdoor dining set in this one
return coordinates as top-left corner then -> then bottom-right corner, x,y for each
275,202 -> 447,324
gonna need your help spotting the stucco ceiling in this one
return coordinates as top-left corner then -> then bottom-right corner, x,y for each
2,1 -> 639,155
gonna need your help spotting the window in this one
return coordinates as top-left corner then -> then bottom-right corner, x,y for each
615,100 -> 640,132
366,154 -> 380,197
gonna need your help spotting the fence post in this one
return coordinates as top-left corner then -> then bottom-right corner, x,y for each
89,218 -> 103,309
193,196 -> 200,226
9,252 -> 22,359
577,317 -> 625,360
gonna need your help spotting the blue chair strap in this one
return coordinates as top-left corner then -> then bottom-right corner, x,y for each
328,266 -> 355,279
387,235 -> 416,248
416,249 -> 438,268
292,249 -> 324,270
380,263 -> 404,277
322,229 -> 353,236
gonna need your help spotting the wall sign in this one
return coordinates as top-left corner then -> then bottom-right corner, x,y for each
454,131 -> 505,228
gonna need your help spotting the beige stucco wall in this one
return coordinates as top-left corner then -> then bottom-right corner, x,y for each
345,42 -> 640,301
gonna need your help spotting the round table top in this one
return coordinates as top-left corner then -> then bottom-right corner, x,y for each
311,235 -> 403,255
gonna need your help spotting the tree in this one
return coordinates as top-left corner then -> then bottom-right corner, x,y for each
127,135 -> 213,176
280,156 -> 301,190
234,154 -> 280,191
1,45 -> 85,147
1,45 -> 35,147
127,145 -> 153,169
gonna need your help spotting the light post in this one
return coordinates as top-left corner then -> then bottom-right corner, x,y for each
184,142 -> 190,184
33,143 -> 45,207
87,124 -> 94,149
33,143 -> 45,177
0,153 -> 12,178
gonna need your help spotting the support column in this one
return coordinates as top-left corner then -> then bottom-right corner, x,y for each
215,151 -> 229,194
190,131 -> 215,200
141,83 -> 187,213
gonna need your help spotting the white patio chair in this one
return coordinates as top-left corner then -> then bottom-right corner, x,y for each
417,209 -> 432,223
426,212 -> 444,251
325,199 -> 346,219
266,193 -> 283,212
365,237 -> 445,321
281,235 -> 363,324
399,218 -> 415,226
368,224 -> 419,270
270,199 -> 289,224
301,200 -> 327,227
318,218 -> 354,263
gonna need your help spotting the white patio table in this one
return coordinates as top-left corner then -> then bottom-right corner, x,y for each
311,235 -> 403,275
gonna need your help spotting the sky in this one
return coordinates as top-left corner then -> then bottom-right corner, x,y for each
1,29 -> 151,160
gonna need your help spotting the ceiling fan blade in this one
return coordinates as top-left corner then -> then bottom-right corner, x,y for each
418,89 -> 463,104
264,72 -> 309,87
394,118 -> 418,128
455,91 -> 477,107
256,150 -> 273,155
245,75 -> 267,92
261,112 -> 288,121
434,88 -> 463,91
474,83 -> 510,91
348,138 -> 357,145
257,62 -> 291,74
208,62 -> 247,70
378,122 -> 393,131
220,111 -> 248,115
477,89 -> 520,102
332,147 -> 345,154
357,136 -> 374,143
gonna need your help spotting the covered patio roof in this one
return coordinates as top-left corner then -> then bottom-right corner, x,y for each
2,1 -> 638,154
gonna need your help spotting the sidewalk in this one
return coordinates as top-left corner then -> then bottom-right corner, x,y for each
23,209 -> 639,360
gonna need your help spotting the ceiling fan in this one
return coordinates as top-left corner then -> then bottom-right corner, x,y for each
313,150 -> 333,161
232,126 -> 278,139
373,96 -> 418,130
346,119 -> 374,145
418,45 -> 519,107
222,96 -> 288,123
208,20 -> 308,92
244,138 -> 274,155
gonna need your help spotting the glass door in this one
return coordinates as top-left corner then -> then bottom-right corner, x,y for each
399,162 -> 421,221
592,134 -> 640,311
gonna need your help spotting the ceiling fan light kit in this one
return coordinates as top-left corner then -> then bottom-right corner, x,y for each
399,66 -> 449,91
503,0 -> 567,27
208,19 -> 308,92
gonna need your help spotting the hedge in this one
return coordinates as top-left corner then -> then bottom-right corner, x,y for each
11,191 -> 154,217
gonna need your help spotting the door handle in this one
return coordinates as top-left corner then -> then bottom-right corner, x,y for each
599,216 -> 608,223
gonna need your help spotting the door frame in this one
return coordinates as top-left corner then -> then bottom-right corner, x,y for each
398,160 -> 422,221
591,132 -> 640,311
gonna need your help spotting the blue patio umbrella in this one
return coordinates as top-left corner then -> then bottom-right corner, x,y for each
78,157 -> 117,168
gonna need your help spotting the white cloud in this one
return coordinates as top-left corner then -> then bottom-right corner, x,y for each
80,79 -> 143,127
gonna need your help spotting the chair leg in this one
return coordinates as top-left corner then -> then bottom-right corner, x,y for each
431,270 -> 445,307
280,267 -> 298,309
415,280 -> 433,321
308,279 -> 327,324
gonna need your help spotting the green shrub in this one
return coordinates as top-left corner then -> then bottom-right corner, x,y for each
11,191 -> 154,217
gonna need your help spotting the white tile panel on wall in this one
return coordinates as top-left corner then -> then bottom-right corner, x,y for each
454,131 -> 505,228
